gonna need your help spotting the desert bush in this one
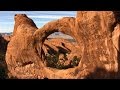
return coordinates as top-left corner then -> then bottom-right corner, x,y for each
71,56 -> 80,67
45,53 -> 80,69
46,53 -> 59,68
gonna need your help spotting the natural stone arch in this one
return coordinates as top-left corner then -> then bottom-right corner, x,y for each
33,18 -> 81,69
5,11 -> 120,79
33,17 -> 78,60
6,14 -> 82,79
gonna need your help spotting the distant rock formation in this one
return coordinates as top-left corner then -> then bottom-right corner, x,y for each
5,11 -> 120,79
3,35 -> 12,42
43,38 -> 81,68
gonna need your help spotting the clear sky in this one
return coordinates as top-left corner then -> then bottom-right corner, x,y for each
0,11 -> 76,33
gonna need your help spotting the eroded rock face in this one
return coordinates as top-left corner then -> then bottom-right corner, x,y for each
6,11 -> 120,79
74,11 -> 120,78
13,14 -> 37,36
6,14 -> 46,79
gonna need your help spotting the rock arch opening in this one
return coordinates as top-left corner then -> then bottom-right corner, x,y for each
33,17 -> 82,70
43,31 -> 80,69
6,12 -> 120,79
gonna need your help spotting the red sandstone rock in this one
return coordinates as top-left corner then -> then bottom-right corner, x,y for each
5,11 -> 120,79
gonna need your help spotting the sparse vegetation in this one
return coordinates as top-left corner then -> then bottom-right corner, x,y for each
45,53 -> 80,69
71,56 -> 80,67
46,53 -> 59,68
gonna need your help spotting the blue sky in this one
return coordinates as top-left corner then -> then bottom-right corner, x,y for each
0,11 -> 76,33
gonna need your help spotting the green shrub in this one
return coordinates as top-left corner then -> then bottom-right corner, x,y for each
46,53 -> 59,68
45,53 -> 80,69
46,53 -> 67,69
71,56 -> 80,67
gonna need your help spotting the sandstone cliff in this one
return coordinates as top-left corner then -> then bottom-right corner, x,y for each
5,11 -> 120,79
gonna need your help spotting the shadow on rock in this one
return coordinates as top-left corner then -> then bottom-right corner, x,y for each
0,34 -> 9,79
85,67 -> 117,79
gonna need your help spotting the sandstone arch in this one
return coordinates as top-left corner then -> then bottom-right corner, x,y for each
6,11 -> 120,79
33,17 -> 77,60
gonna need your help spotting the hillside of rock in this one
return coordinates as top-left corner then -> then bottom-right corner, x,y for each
5,11 -> 120,79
